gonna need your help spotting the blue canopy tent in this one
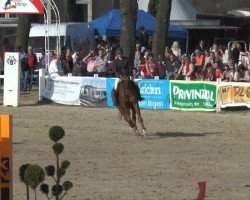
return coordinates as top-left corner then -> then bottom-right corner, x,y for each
90,9 -> 188,39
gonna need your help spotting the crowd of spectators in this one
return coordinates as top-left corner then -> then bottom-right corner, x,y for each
45,39 -> 250,83
1,37 -> 249,93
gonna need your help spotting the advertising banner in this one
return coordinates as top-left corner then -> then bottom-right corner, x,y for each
0,0 -> 44,14
170,81 -> 217,111
43,76 -> 106,106
218,82 -> 250,108
106,79 -> 170,110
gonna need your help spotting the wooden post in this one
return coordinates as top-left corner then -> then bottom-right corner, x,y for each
0,115 -> 13,200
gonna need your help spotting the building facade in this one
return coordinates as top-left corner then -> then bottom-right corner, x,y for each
192,0 -> 250,15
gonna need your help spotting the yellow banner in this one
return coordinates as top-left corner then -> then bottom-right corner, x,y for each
0,115 -> 12,200
218,83 -> 250,108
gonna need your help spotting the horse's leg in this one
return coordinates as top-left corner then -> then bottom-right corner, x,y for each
130,105 -> 138,134
119,105 -> 136,131
133,103 -> 146,136
131,105 -> 136,124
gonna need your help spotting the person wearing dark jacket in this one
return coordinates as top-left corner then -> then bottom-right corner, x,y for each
27,46 -> 37,91
111,49 -> 143,106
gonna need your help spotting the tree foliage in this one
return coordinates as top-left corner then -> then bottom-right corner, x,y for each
24,165 -> 45,190
19,126 -> 73,200
19,164 -> 31,200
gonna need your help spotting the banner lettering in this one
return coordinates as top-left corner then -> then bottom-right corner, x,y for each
218,82 -> 250,108
170,81 -> 217,111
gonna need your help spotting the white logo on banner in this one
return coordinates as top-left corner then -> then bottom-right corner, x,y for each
0,0 -> 40,13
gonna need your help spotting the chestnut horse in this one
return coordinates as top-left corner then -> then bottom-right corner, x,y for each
116,77 -> 146,136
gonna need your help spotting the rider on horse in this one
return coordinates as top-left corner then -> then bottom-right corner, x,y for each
111,49 -> 144,106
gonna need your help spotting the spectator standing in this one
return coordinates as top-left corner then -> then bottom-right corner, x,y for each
230,42 -> 240,65
134,50 -> 141,72
60,48 -> 73,75
204,50 -> 210,67
171,41 -> 181,58
210,43 -> 218,53
48,55 -> 63,78
0,39 -> 12,88
94,49 -> 107,77
19,48 -> 29,92
242,51 -> 250,70
27,46 -> 37,91
72,53 -> 85,76
196,40 -> 206,53
83,50 -> 96,76
66,48 -> 74,73
157,56 -> 167,79
139,26 -> 149,52
140,50 -> 149,64
144,53 -> 156,79
164,47 -> 172,59
194,49 -> 205,79
219,47 -> 229,65
0,38 -> 11,62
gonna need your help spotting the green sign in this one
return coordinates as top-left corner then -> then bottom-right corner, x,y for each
170,81 -> 217,111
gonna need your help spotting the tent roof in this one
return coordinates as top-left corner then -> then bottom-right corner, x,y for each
138,0 -> 197,21
90,9 -> 188,39
170,0 -> 197,21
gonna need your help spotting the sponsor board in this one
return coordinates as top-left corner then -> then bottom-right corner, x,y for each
106,79 -> 170,110
218,82 -> 250,108
43,76 -> 106,106
170,81 -> 217,111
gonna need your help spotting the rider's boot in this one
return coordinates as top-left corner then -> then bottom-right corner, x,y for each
135,84 -> 144,101
111,88 -> 118,106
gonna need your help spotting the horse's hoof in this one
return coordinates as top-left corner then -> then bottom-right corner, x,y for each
141,129 -> 147,137
132,127 -> 138,134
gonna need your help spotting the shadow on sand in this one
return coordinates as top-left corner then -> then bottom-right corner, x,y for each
147,131 -> 221,140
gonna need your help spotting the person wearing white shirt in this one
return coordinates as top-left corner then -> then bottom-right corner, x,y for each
48,55 -> 63,78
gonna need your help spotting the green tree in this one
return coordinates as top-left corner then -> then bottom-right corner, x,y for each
40,126 -> 73,200
120,0 -> 138,64
19,164 -> 31,200
19,126 -> 73,200
152,0 -> 172,60
24,164 -> 45,200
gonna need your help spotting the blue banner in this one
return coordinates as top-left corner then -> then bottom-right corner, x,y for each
106,79 -> 170,110
106,78 -> 115,107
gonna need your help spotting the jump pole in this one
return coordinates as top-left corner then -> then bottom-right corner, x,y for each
0,115 -> 13,200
